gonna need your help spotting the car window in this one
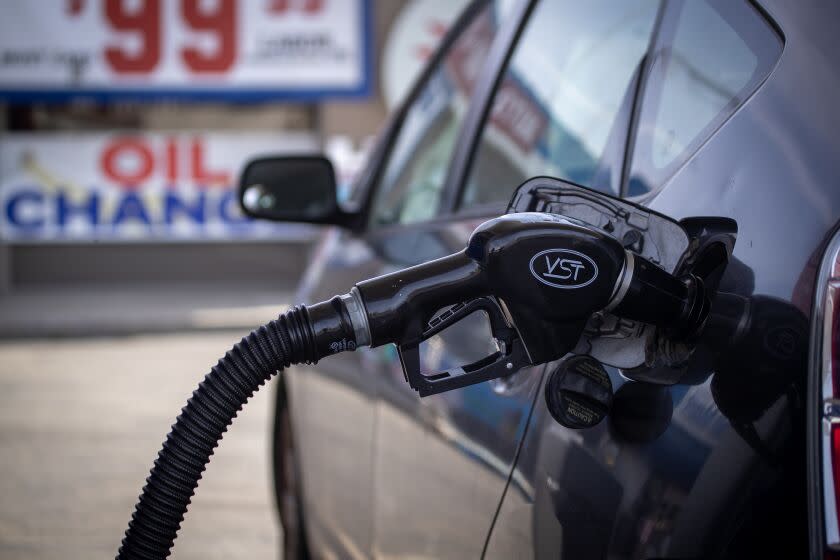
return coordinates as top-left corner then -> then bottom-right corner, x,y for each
368,1 -> 511,227
626,0 -> 782,196
459,0 -> 661,209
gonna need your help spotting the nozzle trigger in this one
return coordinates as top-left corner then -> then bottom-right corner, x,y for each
396,297 -> 528,397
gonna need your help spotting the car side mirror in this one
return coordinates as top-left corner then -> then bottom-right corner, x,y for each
239,155 -> 351,225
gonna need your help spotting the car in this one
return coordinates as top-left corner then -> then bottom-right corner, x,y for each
238,0 -> 840,558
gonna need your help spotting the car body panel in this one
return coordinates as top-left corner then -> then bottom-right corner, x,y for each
365,221 -> 547,559
288,229 -> 382,559
281,0 -> 840,558
291,217 -> 548,559
484,0 -> 840,557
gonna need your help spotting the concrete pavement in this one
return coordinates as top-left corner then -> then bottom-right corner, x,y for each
0,331 -> 282,559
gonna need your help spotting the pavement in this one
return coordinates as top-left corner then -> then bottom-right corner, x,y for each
0,285 -> 296,559
0,330 -> 282,560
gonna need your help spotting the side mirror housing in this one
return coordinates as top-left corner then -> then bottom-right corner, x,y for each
238,155 -> 353,226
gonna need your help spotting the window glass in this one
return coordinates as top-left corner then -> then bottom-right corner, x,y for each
368,2 -> 508,227
460,0 -> 660,208
626,0 -> 782,196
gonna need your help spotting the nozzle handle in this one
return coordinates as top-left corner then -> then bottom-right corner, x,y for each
356,251 -> 487,348
396,297 -> 527,396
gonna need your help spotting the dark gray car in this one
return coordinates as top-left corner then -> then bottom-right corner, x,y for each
246,1 -> 840,558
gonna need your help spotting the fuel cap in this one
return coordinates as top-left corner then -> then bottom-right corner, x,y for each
545,355 -> 613,429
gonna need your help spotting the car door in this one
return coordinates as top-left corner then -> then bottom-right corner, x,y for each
479,1 -> 821,559
289,2 -> 511,558
367,1 -> 664,558
361,2 -> 538,558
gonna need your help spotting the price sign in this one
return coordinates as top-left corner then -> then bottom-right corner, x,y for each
0,0 -> 371,101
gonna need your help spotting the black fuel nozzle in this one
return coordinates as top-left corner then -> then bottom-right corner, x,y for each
462,213 -> 629,364
609,252 -> 711,341
346,213 -> 709,396
119,192 -> 719,560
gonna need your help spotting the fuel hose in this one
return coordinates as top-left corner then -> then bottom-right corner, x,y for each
116,211 -> 712,559
116,293 -> 369,560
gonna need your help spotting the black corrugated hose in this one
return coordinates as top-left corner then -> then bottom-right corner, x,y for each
117,299 -> 356,560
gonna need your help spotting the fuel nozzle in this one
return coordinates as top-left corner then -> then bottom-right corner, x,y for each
464,213 -> 710,360
344,213 -> 710,396
118,195 -> 719,560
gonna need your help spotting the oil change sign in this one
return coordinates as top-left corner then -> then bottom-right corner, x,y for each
0,132 -> 318,241
0,0 -> 370,101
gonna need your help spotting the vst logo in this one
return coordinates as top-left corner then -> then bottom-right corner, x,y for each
529,249 -> 599,289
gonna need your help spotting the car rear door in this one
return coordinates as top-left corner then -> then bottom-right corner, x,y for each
478,1 -> 819,558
